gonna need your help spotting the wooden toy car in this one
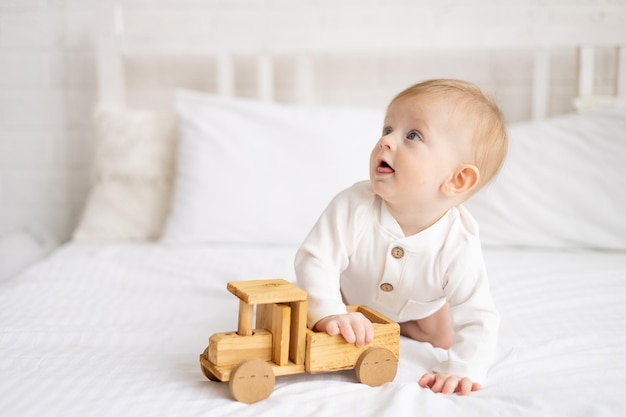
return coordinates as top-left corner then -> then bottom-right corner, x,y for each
199,279 -> 400,403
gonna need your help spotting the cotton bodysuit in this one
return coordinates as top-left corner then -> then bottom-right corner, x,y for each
295,180 -> 499,382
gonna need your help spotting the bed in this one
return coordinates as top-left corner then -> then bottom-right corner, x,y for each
2,3 -> 626,417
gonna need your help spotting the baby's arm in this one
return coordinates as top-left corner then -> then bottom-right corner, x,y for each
426,235 -> 498,394
314,312 -> 374,348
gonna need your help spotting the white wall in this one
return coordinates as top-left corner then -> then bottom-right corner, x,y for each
1,0 -> 626,246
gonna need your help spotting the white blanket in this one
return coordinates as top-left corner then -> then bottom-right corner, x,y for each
2,243 -> 625,416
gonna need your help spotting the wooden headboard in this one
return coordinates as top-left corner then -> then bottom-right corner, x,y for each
96,2 -> 626,122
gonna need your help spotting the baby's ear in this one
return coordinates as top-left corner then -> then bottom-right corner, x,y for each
441,164 -> 480,197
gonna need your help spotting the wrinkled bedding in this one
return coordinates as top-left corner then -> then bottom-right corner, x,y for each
1,242 -> 625,417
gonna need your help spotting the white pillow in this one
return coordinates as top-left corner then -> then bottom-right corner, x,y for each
162,90 -> 384,244
573,95 -> 626,115
73,105 -> 178,241
465,111 -> 626,250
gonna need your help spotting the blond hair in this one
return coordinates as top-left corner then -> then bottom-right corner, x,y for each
390,79 -> 508,192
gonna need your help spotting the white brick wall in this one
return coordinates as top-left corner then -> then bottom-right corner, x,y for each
1,0 -> 625,247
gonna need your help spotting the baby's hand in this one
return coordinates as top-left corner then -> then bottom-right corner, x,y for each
418,373 -> 482,396
314,312 -> 374,347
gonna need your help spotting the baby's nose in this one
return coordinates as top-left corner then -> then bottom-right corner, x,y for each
379,137 -> 393,150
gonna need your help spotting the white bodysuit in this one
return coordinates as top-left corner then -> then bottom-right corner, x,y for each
295,181 -> 499,383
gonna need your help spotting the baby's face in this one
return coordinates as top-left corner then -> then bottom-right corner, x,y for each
369,94 -> 473,210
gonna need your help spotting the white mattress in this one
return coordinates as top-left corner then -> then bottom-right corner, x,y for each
1,242 -> 625,416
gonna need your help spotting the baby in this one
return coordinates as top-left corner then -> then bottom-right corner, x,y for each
295,79 -> 507,395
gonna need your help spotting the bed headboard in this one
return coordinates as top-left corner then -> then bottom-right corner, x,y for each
96,1 -> 626,122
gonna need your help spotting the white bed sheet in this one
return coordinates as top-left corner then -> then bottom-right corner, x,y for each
1,242 -> 625,417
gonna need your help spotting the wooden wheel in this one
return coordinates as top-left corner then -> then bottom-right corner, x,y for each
355,347 -> 398,387
229,358 -> 275,404
199,347 -> 219,381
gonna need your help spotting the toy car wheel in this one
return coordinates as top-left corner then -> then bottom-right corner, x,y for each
199,347 -> 219,381
355,347 -> 398,387
229,358 -> 275,404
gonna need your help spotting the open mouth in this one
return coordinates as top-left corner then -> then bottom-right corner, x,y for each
377,160 -> 395,174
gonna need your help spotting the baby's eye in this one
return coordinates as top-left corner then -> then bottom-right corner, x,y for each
382,127 -> 392,135
407,131 -> 422,141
